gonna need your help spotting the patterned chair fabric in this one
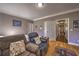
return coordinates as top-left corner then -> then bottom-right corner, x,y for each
28,32 -> 49,56
26,43 -> 39,53
0,34 -> 39,56
10,40 -> 26,56
28,32 -> 38,43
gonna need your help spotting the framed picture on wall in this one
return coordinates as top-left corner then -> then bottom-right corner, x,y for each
73,20 -> 79,28
13,20 -> 22,27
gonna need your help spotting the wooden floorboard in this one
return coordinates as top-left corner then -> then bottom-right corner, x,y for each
46,40 -> 79,56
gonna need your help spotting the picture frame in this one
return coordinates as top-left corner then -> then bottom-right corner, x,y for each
73,20 -> 79,28
13,20 -> 22,27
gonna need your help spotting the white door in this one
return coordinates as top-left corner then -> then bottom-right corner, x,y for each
44,21 -> 56,40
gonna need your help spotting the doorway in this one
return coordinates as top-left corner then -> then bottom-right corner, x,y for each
56,18 -> 69,43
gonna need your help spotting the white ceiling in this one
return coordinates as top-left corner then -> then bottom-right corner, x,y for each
0,3 -> 79,21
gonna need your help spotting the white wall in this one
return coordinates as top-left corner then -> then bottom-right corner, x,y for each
33,11 -> 79,46
0,13 -> 32,36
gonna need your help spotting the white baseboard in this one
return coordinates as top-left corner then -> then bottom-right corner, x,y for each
68,42 -> 79,46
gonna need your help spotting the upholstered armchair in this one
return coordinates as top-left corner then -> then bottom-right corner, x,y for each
28,32 -> 49,56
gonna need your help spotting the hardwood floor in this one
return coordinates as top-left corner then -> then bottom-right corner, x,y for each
46,40 -> 79,56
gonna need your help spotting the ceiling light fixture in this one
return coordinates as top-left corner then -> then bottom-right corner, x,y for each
34,3 -> 45,8
37,3 -> 43,7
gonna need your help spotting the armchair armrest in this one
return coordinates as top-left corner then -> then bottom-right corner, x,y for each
25,42 -> 40,55
40,36 -> 49,43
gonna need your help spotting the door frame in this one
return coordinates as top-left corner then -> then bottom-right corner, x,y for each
56,18 -> 69,43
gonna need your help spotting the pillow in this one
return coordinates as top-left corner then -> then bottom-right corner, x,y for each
34,37 -> 41,45
10,40 -> 26,56
25,35 -> 29,42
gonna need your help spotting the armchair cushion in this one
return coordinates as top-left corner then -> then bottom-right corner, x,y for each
26,43 -> 39,53
20,51 -> 36,56
20,51 -> 30,56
